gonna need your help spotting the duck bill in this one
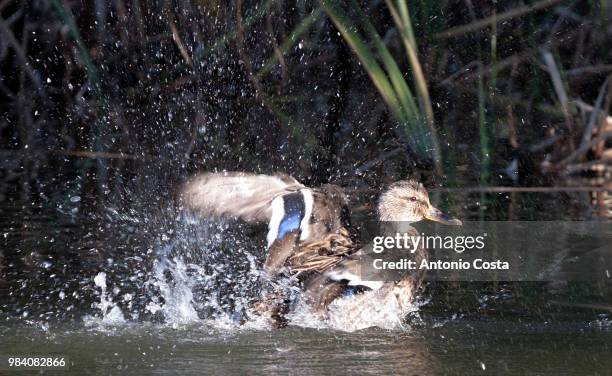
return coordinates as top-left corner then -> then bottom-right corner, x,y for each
425,207 -> 462,225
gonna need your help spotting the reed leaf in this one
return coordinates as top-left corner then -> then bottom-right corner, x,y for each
386,0 -> 441,168
349,0 -> 420,123
320,1 -> 402,119
320,0 -> 439,161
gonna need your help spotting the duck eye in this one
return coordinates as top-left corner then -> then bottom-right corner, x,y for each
409,196 -> 417,202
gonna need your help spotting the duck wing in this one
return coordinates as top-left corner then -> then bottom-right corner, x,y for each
178,172 -> 304,222
179,172 -> 352,277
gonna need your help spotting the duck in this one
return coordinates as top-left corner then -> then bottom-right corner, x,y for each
177,172 -> 461,329
299,180 -> 463,330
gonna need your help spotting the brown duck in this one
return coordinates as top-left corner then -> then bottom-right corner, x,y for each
178,172 -> 461,328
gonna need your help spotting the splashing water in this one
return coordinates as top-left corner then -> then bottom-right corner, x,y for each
66,206 -> 267,330
147,252 -> 199,325
3,199 -> 423,332
76,209 -> 428,332
288,287 -> 425,332
84,271 -> 126,326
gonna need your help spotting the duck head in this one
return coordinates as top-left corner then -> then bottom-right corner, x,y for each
377,180 -> 462,225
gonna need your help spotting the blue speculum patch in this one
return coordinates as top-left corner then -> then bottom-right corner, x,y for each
277,213 -> 302,240
275,192 -> 306,240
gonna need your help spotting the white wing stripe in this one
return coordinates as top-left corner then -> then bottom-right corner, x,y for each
299,189 -> 314,241
267,196 -> 285,248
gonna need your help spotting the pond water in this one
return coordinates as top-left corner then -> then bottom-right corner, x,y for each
1,317 -> 611,375
1,191 -> 611,374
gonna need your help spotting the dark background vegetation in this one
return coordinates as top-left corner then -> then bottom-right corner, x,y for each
0,0 -> 610,208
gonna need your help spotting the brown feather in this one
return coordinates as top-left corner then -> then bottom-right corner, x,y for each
177,172 -> 303,222
302,273 -> 347,315
287,228 -> 355,273
264,230 -> 300,276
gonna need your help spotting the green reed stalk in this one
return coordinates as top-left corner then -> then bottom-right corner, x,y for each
320,1 -> 402,118
320,0 -> 440,166
385,0 -> 442,171
349,1 -> 421,124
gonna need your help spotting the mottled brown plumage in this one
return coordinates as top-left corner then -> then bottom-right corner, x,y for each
286,227 -> 354,273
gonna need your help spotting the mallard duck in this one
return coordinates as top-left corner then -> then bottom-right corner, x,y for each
178,172 -> 461,329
